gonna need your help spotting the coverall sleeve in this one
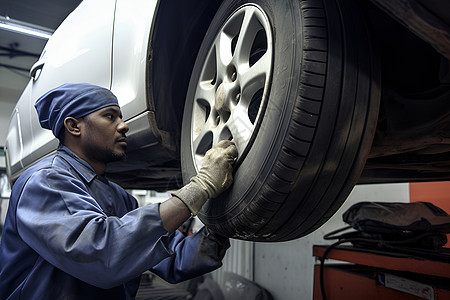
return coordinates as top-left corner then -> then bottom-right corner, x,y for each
16,168 -> 173,289
151,226 -> 230,283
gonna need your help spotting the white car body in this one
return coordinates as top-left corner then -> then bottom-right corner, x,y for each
6,0 -> 160,182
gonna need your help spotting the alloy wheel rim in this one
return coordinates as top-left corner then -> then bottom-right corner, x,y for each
190,4 -> 273,171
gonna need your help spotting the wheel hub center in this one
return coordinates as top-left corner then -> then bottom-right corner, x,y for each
215,82 -> 231,114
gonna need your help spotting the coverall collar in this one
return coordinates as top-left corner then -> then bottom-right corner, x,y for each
57,144 -> 100,184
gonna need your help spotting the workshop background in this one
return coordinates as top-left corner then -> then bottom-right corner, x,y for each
0,1 -> 449,299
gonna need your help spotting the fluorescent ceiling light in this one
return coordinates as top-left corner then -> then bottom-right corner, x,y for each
0,16 -> 53,40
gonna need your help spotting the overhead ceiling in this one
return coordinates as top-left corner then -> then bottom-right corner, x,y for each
0,0 -> 82,107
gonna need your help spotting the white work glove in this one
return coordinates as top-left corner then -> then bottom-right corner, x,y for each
172,140 -> 238,216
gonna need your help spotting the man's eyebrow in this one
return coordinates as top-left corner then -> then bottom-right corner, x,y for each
102,107 -> 122,117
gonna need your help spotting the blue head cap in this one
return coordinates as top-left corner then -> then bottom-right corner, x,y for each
34,83 -> 119,140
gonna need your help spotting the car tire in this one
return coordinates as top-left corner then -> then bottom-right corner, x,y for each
180,0 -> 380,241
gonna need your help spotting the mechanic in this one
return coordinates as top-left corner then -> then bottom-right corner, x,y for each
0,83 -> 238,299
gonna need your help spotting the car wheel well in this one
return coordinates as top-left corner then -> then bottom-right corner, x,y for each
148,0 -> 223,152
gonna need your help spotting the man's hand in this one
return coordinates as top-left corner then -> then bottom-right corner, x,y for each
192,140 -> 237,199
172,140 -> 238,216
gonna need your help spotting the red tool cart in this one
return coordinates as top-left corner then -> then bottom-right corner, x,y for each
313,245 -> 450,299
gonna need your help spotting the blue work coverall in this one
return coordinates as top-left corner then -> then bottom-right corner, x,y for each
0,145 -> 229,299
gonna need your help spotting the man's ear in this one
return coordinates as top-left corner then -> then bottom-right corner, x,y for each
63,117 -> 82,137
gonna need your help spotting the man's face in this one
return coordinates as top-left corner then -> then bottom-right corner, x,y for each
80,105 -> 129,164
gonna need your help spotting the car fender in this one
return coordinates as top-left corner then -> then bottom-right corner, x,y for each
111,0 -> 158,120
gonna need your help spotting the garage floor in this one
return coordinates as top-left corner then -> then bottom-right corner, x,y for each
135,273 -> 192,300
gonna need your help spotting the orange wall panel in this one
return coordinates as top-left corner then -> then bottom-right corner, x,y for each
409,181 -> 450,247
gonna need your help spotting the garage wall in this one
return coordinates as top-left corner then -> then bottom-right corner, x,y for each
216,183 -> 411,300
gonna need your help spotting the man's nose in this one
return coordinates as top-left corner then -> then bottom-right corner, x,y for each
118,119 -> 129,134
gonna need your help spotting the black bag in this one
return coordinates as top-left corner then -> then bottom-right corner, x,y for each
343,201 -> 450,249
326,202 -> 450,250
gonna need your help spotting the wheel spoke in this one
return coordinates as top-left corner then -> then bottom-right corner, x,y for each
192,120 -> 213,154
215,32 -> 232,79
239,51 -> 271,107
233,9 -> 261,67
191,98 -> 215,152
194,82 -> 216,106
